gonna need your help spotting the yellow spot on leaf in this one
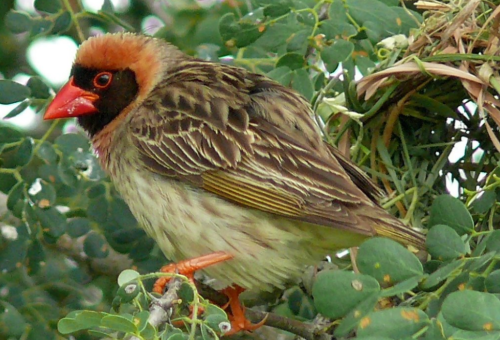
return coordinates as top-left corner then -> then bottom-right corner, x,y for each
38,199 -> 50,208
16,262 -> 22,268
483,322 -> 493,331
458,283 -> 466,291
360,317 -> 371,329
396,17 -> 402,26
374,262 -> 380,269
354,310 -> 361,318
258,25 -> 266,33
383,274 -> 391,283
401,310 -> 420,322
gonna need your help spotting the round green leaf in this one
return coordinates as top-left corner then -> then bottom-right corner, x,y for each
0,126 -> 23,144
83,232 -> 109,259
52,11 -> 72,34
333,294 -> 379,337
0,80 -> 31,104
357,238 -> 423,285
101,315 -> 137,333
312,270 -> 380,319
5,11 -> 33,34
276,52 -> 305,70
205,314 -> 231,334
380,275 -> 422,297
37,142 -> 58,164
28,178 -> 56,208
263,1 -> 293,17
11,137 -> 34,167
322,39 -> 354,64
7,181 -> 25,217
428,195 -> 473,235
426,224 -> 467,261
118,269 -> 140,287
267,66 -> 292,86
485,230 -> 500,252
471,190 -> 496,214
356,308 -> 429,338
218,13 -> 262,48
30,18 -> 54,37
58,311 -> 105,334
54,133 -> 90,155
35,0 -> 62,13
442,291 -> 500,331
66,218 -> 91,238
27,76 -> 51,99
116,282 -> 140,303
485,270 -> 500,293
287,29 -> 311,52
291,69 -> 314,100
34,206 -> 67,238
0,302 -> 27,337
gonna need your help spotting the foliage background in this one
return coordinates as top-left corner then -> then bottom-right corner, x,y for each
1,0 -> 500,339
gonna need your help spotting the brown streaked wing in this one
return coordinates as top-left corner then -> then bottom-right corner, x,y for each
129,62 -> 377,236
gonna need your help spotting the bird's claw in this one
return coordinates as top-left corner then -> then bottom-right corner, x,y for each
153,251 -> 234,294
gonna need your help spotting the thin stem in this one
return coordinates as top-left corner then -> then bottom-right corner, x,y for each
62,0 -> 85,43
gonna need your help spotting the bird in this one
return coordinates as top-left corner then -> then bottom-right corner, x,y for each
44,32 -> 424,334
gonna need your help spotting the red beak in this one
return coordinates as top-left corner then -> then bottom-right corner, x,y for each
44,77 -> 99,120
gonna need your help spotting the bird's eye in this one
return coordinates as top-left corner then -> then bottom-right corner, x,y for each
93,72 -> 112,89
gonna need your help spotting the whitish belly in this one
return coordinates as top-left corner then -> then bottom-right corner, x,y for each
116,170 -> 325,291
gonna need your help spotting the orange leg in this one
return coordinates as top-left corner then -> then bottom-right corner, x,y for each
221,285 -> 268,336
153,251 -> 234,294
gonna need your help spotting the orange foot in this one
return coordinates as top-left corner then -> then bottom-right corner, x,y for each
221,285 -> 268,336
153,251 -> 234,294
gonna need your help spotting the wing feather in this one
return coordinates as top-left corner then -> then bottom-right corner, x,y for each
129,61 -> 421,243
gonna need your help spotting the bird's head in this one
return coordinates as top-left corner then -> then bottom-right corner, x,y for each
44,33 -> 177,136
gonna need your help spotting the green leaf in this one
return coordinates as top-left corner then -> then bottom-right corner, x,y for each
219,13 -> 262,48
291,68 -> 314,100
101,314 -> 137,333
267,66 -> 292,86
322,39 -> 354,63
58,310 -> 105,334
420,260 -> 463,290
262,0 -> 293,17
357,308 -> 429,338
11,137 -> 34,167
312,270 -> 380,319
380,275 -> 422,297
334,294 -> 380,337
0,302 -> 26,337
357,238 -> 423,285
319,19 -> 357,40
0,80 -> 31,104
485,230 -> 500,252
0,126 -> 23,144
28,178 -> 56,208
426,224 -> 467,261
442,291 -> 500,331
30,18 -> 54,38
346,0 -> 399,38
116,282 -> 140,303
7,181 -> 25,217
37,142 -> 58,164
52,11 -> 72,34
27,76 -> 51,99
252,23 -> 296,51
66,218 -> 91,238
83,232 -> 109,259
118,269 -> 141,286
428,195 -> 474,235
34,206 -> 67,238
287,29 -> 311,52
54,133 -> 90,155
276,52 -> 305,70
205,314 -> 231,334
4,100 -> 31,119
35,0 -> 62,13
485,270 -> 500,293
5,11 -> 33,34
